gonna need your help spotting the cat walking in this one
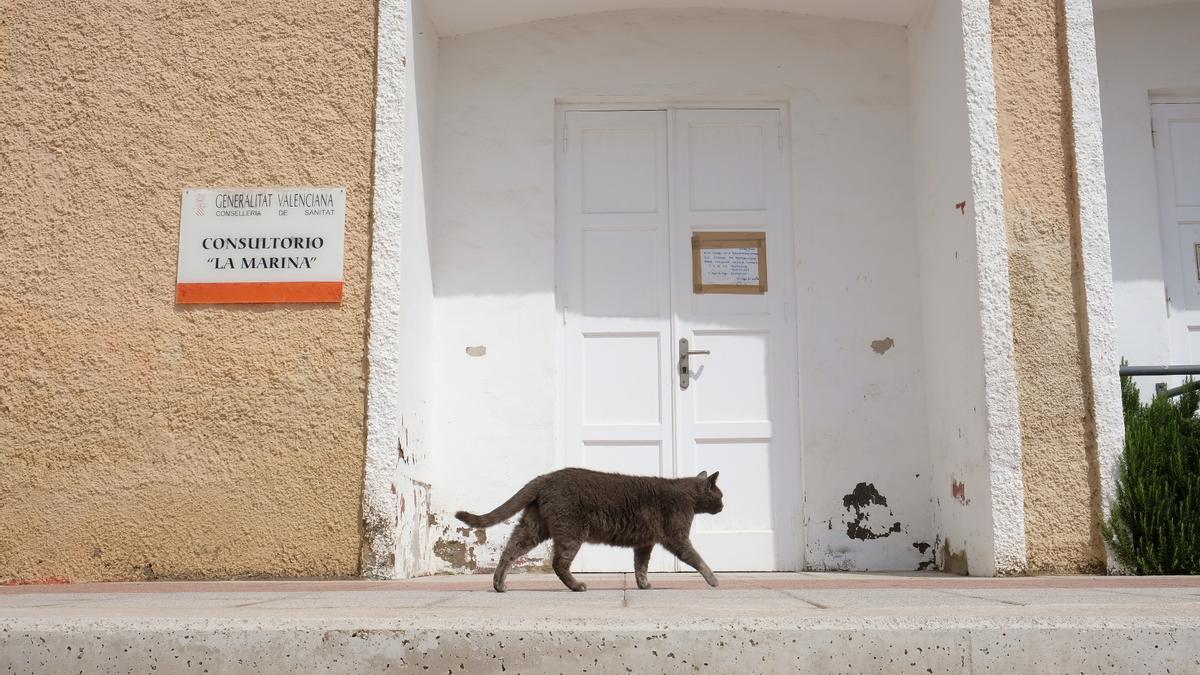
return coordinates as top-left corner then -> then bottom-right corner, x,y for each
456,468 -> 723,592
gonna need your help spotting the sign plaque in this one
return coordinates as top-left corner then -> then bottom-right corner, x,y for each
692,231 -> 768,294
176,187 -> 346,304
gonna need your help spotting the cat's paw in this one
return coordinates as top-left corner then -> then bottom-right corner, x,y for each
636,577 -> 652,590
493,581 -> 507,593
705,576 -> 719,588
570,582 -> 588,592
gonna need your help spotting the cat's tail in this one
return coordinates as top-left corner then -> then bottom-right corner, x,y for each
455,477 -> 543,528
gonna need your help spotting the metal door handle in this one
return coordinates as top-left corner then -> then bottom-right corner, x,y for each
678,338 -> 710,390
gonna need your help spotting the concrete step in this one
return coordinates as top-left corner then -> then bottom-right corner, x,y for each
3,572 -> 1200,673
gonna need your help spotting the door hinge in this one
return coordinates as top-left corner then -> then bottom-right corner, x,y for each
1151,118 -> 1157,148
777,123 -> 784,152
562,123 -> 569,155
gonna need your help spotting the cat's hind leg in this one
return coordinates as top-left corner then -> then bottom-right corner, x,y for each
633,545 -> 654,589
663,538 -> 718,587
550,536 -> 587,592
492,508 -> 548,593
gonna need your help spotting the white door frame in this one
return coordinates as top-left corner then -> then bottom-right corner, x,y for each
554,101 -> 804,570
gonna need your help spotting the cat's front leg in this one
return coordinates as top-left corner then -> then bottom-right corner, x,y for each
664,539 -> 719,587
633,545 -> 654,589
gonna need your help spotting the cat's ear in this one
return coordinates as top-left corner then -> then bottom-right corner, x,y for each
696,470 -> 708,479
708,471 -> 720,485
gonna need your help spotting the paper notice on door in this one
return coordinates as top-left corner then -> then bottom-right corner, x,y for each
700,247 -> 760,286
691,231 -> 767,294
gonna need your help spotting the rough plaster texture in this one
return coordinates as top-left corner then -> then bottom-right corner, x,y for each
363,0 -> 406,580
910,0 -> 1027,577
988,0 -> 1105,573
1061,0 -> 1126,571
427,8 -> 932,573
1096,3 -> 1200,392
961,0 -> 1030,575
0,0 -> 376,581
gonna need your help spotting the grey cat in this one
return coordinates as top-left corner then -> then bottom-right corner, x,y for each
455,468 -> 723,592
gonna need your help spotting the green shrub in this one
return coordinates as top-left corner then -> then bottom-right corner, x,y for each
1103,374 -> 1200,574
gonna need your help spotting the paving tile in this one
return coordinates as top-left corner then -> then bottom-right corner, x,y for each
784,588 -> 1010,609
0,594 -> 109,609
623,587 -> 820,611
236,590 -> 462,609
1070,587 -> 1200,604
934,587 -> 1194,606
437,588 -> 626,609
0,592 -> 304,611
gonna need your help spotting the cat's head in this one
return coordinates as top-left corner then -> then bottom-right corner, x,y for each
695,471 -> 723,514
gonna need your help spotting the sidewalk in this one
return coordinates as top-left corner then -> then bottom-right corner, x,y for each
3,572 -> 1200,673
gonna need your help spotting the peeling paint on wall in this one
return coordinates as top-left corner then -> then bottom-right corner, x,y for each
841,483 -> 903,541
912,541 -> 936,571
870,337 -> 895,355
427,514 -> 549,575
939,537 -> 969,575
433,539 -> 477,570
951,477 -> 970,505
394,477 -> 433,577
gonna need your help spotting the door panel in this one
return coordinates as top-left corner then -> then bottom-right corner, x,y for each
581,333 -> 662,425
581,229 -> 661,317
1169,117 -> 1200,206
687,123 -> 768,212
690,331 -> 771,423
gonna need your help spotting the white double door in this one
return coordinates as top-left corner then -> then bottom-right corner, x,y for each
559,108 -> 800,572
1154,103 -> 1200,366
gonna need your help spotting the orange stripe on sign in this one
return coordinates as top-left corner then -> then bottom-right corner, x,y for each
175,282 -> 343,304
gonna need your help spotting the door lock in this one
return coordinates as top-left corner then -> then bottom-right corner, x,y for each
678,338 -> 710,390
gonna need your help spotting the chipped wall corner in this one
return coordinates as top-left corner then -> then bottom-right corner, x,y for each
429,515 -> 551,576
938,537 -> 969,576
395,476 -> 435,577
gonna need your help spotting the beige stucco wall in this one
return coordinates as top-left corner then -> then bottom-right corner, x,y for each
0,0 -> 376,581
989,0 -> 1105,573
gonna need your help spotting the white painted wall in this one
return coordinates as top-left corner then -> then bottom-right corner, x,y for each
364,0 -> 440,578
428,8 -> 933,571
909,0 -> 993,574
391,0 -> 439,575
423,0 -> 924,36
908,0 -> 1026,576
1097,3 -> 1200,392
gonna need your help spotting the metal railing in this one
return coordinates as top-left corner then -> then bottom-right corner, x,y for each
1119,365 -> 1200,398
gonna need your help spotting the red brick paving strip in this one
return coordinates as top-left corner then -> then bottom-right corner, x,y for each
3,574 -> 1200,595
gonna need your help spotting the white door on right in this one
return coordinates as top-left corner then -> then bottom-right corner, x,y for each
670,109 -> 800,571
1154,103 -> 1200,364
